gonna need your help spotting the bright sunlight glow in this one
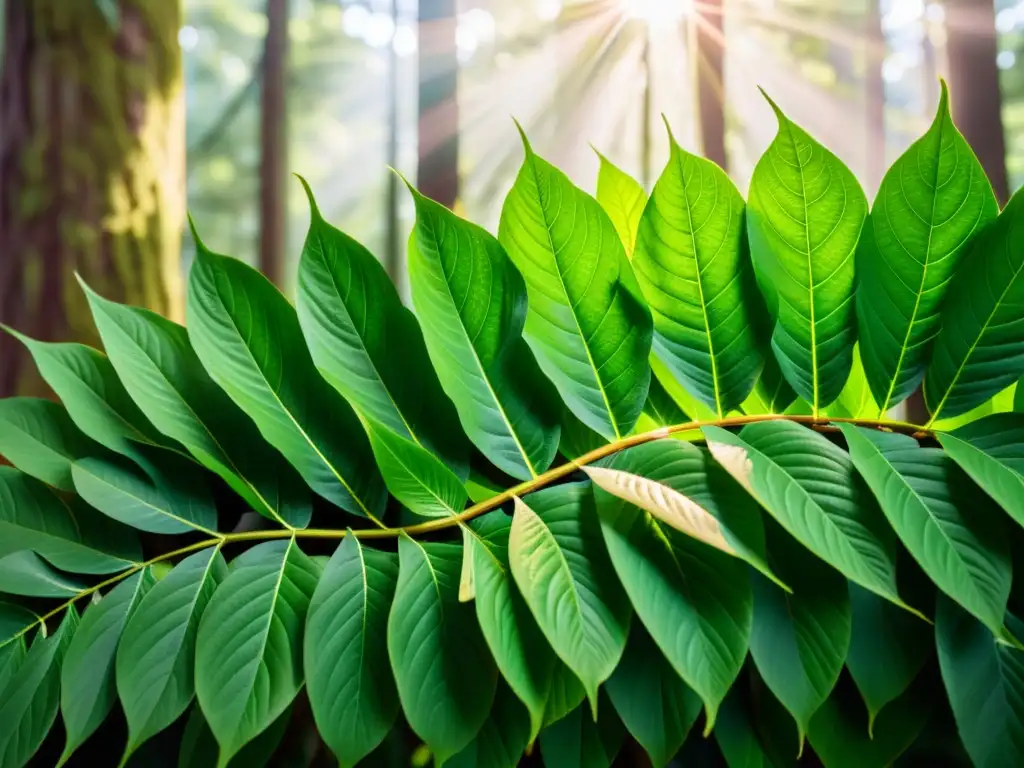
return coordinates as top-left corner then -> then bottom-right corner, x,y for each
620,0 -> 694,25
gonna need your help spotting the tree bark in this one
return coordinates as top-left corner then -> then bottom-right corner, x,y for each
417,0 -> 459,208
259,0 -> 288,286
694,0 -> 727,171
0,0 -> 184,397
945,0 -> 1009,205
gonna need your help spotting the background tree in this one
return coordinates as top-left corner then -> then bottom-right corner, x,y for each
259,0 -> 288,286
0,0 -> 184,396
695,0 -> 728,171
417,0 -> 458,209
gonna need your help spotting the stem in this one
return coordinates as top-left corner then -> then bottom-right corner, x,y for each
11,414 -> 929,640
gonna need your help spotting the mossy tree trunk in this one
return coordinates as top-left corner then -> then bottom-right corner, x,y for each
0,0 -> 185,397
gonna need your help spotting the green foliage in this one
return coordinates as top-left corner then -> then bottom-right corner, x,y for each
4,89 -> 1024,767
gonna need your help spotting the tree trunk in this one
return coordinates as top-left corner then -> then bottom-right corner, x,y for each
945,0 -> 1009,205
865,0 -> 886,197
0,0 -> 184,397
694,0 -> 727,171
260,0 -> 288,286
417,0 -> 459,208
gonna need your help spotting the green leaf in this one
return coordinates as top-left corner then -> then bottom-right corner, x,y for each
178,704 -> 292,768
364,419 -> 468,518
0,398 -> 97,491
305,536 -> 400,767
635,374 -> 688,428
448,680 -> 531,768
0,637 -> 26,697
593,447 -> 753,727
704,422 -> 909,612
714,687 -> 773,768
295,177 -> 470,478
937,597 -> 1024,767
59,569 -> 155,764
538,695 -> 624,768
543,663 -> 587,728
0,602 -> 38,649
857,83 -> 997,413
463,511 -> 557,743
117,548 -> 227,759
746,93 -> 867,413
0,551 -> 86,598
633,124 -> 764,416
838,424 -> 1012,637
0,608 -> 78,768
388,536 -> 497,765
185,230 -> 385,521
604,623 -> 702,768
510,484 -> 631,715
72,455 -> 219,535
924,186 -> 1024,421
822,345 -> 878,419
499,130 -> 654,440
406,183 -> 560,481
195,540 -> 319,765
0,467 -> 141,574
749,521 -> 851,747
742,353 -> 798,415
845,584 -> 930,734
80,281 -> 311,528
939,413 -> 1024,527
594,151 -> 646,257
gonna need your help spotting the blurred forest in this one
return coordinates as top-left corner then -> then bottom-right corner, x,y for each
1,0 -> 1022,399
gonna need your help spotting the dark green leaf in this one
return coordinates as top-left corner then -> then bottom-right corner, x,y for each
0,551 -> 86,598
177,703 -> 292,768
539,694 -> 624,768
447,680 -> 531,768
0,398 -> 97,491
543,663 -> 587,729
714,686 -> 773,768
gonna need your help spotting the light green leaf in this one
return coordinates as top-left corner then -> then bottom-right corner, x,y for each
748,521 -> 851,748
604,623 -> 702,768
117,548 -> 227,759
72,455 -> 219,536
463,511 -> 557,743
845,584 -> 930,735
839,424 -> 1011,637
858,82 -> 998,413
407,183 -> 560,481
937,597 -> 1024,768
822,345 -> 878,419
538,695 -> 625,768
509,484 -> 631,715
594,447 -> 752,729
81,281 -> 310,528
178,704 -> 292,768
0,467 -> 141,574
704,422 -> 909,612
195,540 -> 319,766
448,680 -> 531,768
0,608 -> 78,768
305,536 -> 400,768
59,569 -> 154,764
295,176 -> 470,479
595,151 -> 646,257
924,186 -> 1024,421
499,130 -> 654,440
746,93 -> 867,413
0,398 -> 97,491
388,536 -> 497,765
633,124 -> 764,417
741,353 -> 798,416
364,419 -> 467,518
0,551 -> 86,598
635,375 -> 688,428
186,229 -> 385,521
938,413 -> 1024,527
465,470 -> 504,505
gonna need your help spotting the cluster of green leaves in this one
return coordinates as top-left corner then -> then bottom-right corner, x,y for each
3,84 -> 1024,768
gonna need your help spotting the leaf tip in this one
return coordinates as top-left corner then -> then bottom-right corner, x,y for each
512,117 -> 534,156
294,173 -> 322,220
757,87 -> 785,122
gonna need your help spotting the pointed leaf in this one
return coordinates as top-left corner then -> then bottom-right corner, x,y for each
0,398 -> 97,491
925,186 -> 1024,420
0,551 -> 86,598
595,151 -> 646,257
604,623 -> 702,768
746,94 -> 867,412
714,687 -> 774,768
823,345 -> 878,419
305,536 -> 400,767
704,422 -> 908,612
388,536 -> 497,765
509,484 -> 631,714
178,704 -> 292,768
742,353 -> 798,415
448,680 -> 531,768
499,132 -> 653,440
407,184 -> 560,480
81,282 -> 311,528
633,127 -> 764,416
117,548 -> 227,758
59,569 -> 155,764
0,467 -> 141,574
0,602 -> 38,650
195,540 -> 319,765
543,663 -> 587,729
839,424 -> 1011,637
186,233 -> 385,520
539,695 -> 624,768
